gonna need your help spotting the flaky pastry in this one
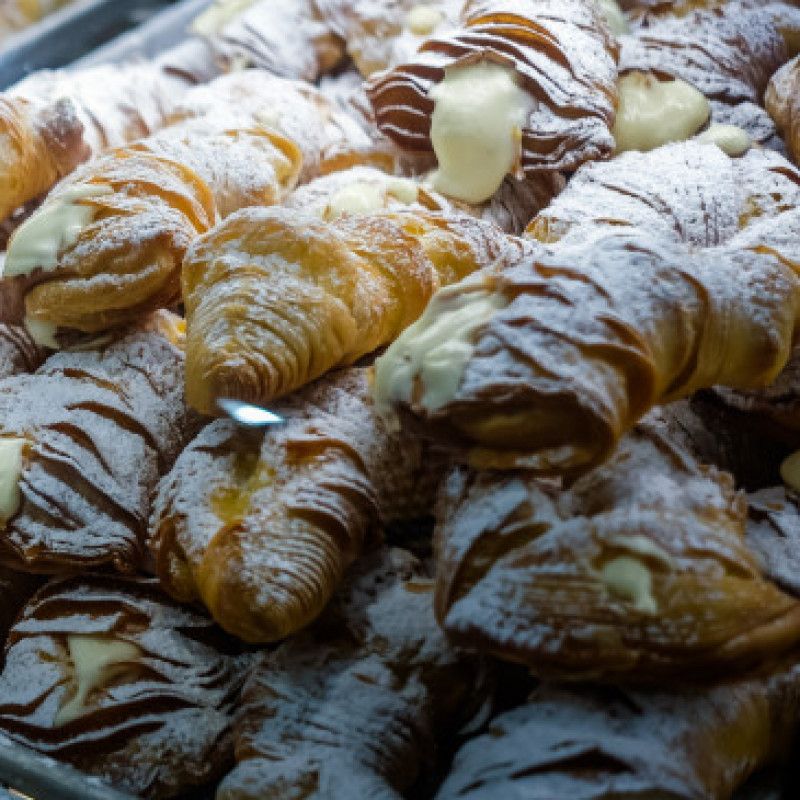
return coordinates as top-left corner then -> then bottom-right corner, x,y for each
0,324 -> 44,379
150,368 -> 446,643
767,55 -> 800,164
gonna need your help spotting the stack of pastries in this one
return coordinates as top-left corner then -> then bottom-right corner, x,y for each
2,0 -> 800,797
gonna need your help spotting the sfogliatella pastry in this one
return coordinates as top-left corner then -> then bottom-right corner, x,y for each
0,315 -> 197,574
0,567 -> 40,647
150,368 -> 446,643
0,574 -> 250,799
366,0 -> 618,203
767,55 -> 800,164
434,660 -> 800,799
217,547 -> 490,800
0,324 -> 44,379
434,420 -> 800,682
193,0 -> 346,81
182,204 -> 523,415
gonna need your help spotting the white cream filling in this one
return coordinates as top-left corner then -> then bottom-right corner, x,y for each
324,177 -> 419,219
429,60 -> 534,204
607,534 -> 675,568
191,0 -> 258,35
0,438 -> 25,524
597,0 -> 629,35
55,635 -> 142,727
613,72 -> 710,154
781,450 -> 800,493
694,123 -> 752,157
24,318 -> 59,349
600,556 -> 658,614
408,5 -> 444,36
4,183 -> 111,278
374,286 -> 505,418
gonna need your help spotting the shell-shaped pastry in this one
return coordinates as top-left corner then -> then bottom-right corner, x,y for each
0,324 -> 45,378
366,0 -> 618,181
217,547 -> 490,800
150,368 -> 445,643
434,422 -> 800,681
182,204 -> 521,414
435,661 -> 800,799
0,573 -> 251,799
0,318 -> 197,573
767,55 -> 800,164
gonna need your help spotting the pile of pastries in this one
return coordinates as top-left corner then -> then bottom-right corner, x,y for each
2,0 -> 800,797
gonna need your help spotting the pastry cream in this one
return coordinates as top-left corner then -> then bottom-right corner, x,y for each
0,438 -> 25,524
608,534 -> 675,568
24,317 -> 59,349
695,123 -> 752,157
55,635 -> 142,726
191,0 -> 258,35
781,449 -> 800,493
324,177 -> 419,219
408,5 -> 444,36
600,556 -> 657,614
597,0 -> 629,35
429,60 -> 534,204
374,286 -> 505,417
4,183 -> 111,278
613,71 -> 710,154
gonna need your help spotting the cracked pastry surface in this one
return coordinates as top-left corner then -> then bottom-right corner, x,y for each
217,546 -> 490,800
0,573 -> 250,799
150,368 -> 447,643
182,204 -> 523,415
433,421 -> 800,681
0,316 -> 197,574
366,0 -> 618,202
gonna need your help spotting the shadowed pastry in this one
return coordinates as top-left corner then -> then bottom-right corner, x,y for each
0,324 -> 44,378
434,660 -> 800,800
0,567 -> 40,650
182,204 -> 523,415
767,55 -> 800,164
0,314 -> 198,574
366,0 -> 618,203
150,368 -> 447,643
374,227 -> 799,474
433,421 -> 800,682
0,574 -> 251,799
216,547 -> 491,800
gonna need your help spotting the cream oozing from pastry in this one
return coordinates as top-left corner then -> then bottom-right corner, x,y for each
408,5 -> 444,35
781,450 -> 800,493
191,0 -> 258,35
600,556 -> 657,614
428,61 -> 534,204
695,123 -> 752,157
55,635 -> 142,726
24,318 -> 59,349
613,72 -> 710,154
0,438 -> 25,524
374,286 -> 506,418
324,177 -> 419,219
597,0 -> 629,35
4,183 -> 112,278
608,535 -> 675,568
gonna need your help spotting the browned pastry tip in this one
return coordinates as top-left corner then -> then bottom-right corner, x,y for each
150,368 -> 446,643
0,318 -> 198,575
217,547 -> 491,800
435,658 -> 800,799
434,420 -> 800,682
0,573 -> 251,799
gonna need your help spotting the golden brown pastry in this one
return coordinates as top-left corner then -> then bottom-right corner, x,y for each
182,204 -> 522,415
434,660 -> 800,799
0,0 -> 76,38
150,368 -> 446,643
0,315 -> 198,574
767,55 -> 800,163
217,547 -> 490,800
366,0 -> 618,204
434,420 -> 800,682
0,573 -> 251,799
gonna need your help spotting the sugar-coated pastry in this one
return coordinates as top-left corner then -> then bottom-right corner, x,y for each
366,0 -> 618,203
216,547 -> 491,800
0,324 -> 45,379
434,421 -> 800,681
0,566 -> 40,646
0,574 -> 251,799
150,368 -> 447,643
182,204 -> 523,415
435,661 -> 800,799
767,55 -> 800,164
0,316 -> 198,574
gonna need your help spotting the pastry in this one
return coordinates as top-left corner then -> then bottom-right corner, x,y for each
193,0 -> 346,81
434,420 -> 800,681
0,59 -> 208,226
366,0 -> 618,203
0,0 -> 76,39
0,567 -> 40,648
216,547 -> 490,800
0,324 -> 45,379
0,315 -> 197,574
182,204 -> 523,415
0,573 -> 250,799
150,368 -> 446,643
434,660 -> 800,799
767,55 -> 800,164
